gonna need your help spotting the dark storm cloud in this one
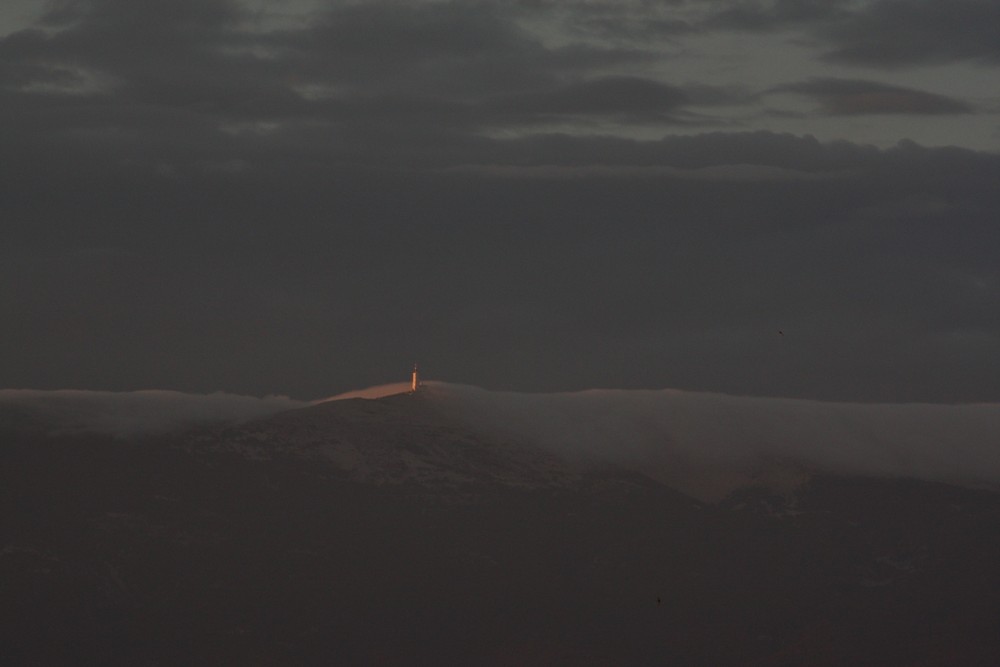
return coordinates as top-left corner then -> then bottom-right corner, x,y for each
567,0 -> 1000,67
0,0 -> 730,174
11,1 -> 308,121
261,0 -> 655,103
3,124 -> 999,401
822,0 -> 1000,66
272,1 -> 541,93
772,78 -> 974,116
468,130 -> 881,171
482,77 -> 752,127
706,0 -> 852,31
506,0 -> 698,41
698,0 -> 1000,66
487,76 -> 689,124
40,0 -> 244,27
0,0 -> 662,137
26,0 -> 248,79
1,0 -> 998,402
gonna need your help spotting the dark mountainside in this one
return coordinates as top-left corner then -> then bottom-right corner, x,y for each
3,392 -> 1000,665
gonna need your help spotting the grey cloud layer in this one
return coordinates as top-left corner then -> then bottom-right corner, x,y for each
695,0 -> 1000,65
1,0 -> 984,138
0,1 -> 997,401
3,131 -> 997,401
515,0 -> 1000,66
821,0 -> 1000,66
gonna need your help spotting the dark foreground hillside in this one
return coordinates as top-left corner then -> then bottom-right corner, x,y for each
3,395 -> 1000,665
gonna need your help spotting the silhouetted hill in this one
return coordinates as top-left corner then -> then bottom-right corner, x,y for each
3,391 -> 1000,665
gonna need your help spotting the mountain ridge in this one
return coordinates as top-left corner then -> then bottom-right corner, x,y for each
3,384 -> 1000,664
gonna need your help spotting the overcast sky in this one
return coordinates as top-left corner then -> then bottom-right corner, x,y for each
2,0 -> 999,401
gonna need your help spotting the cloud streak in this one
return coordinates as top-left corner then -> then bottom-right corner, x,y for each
771,78 -> 974,116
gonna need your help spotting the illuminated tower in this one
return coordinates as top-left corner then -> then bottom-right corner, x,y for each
411,363 -> 420,393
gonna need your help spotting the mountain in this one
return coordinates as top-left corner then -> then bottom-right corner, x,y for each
2,385 -> 1000,665
185,391 -> 583,489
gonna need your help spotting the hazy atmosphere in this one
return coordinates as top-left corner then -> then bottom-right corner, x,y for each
3,0 -> 999,401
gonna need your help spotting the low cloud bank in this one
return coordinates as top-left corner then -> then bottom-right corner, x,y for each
0,389 -> 305,436
426,383 -> 1000,498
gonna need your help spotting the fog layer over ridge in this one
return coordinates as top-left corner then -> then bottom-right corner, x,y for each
424,383 -> 1000,497
0,389 -> 305,436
